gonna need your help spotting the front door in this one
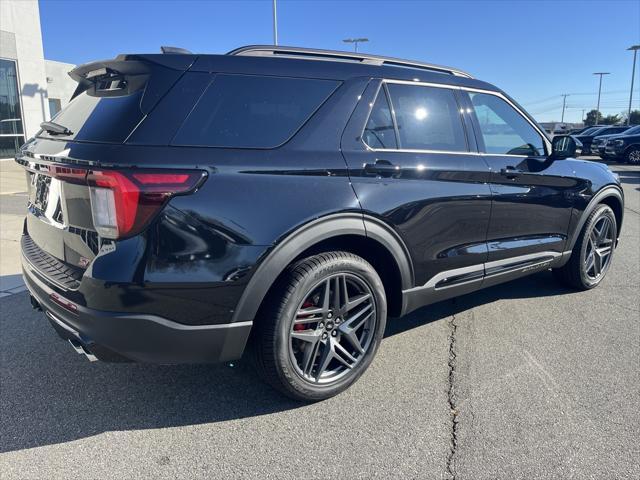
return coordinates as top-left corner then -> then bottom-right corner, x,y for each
341,79 -> 492,299
461,91 -> 576,271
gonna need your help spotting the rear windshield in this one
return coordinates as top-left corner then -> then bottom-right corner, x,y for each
38,91 -> 144,143
171,74 -> 339,148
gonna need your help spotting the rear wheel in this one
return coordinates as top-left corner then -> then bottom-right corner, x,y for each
553,204 -> 616,289
625,146 -> 640,165
253,252 -> 387,401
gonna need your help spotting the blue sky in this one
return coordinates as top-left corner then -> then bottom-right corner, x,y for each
40,0 -> 639,123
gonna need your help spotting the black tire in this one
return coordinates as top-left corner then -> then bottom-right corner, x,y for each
625,146 -> 640,165
553,204 -> 617,290
252,251 -> 387,401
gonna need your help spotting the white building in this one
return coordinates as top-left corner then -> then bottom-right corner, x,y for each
0,0 -> 76,158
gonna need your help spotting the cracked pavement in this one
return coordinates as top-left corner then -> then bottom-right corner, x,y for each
1,162 -> 639,479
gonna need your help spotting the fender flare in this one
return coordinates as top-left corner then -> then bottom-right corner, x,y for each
231,213 -> 414,323
567,185 -> 624,251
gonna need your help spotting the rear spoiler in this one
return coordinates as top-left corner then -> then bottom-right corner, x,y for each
68,53 -> 197,114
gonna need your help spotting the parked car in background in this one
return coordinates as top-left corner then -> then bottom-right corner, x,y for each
570,125 -> 604,135
604,126 -> 640,164
576,125 -> 633,155
16,45 -> 624,401
593,125 -> 639,157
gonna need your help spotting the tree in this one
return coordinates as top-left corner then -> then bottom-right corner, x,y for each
600,114 -> 620,125
626,110 -> 640,125
584,109 -> 599,126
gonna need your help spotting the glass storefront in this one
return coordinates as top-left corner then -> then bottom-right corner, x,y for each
0,58 -> 25,158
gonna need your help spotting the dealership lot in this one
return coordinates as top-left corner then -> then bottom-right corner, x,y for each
1,160 -> 638,479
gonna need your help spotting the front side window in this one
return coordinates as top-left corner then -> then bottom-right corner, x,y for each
469,92 -> 545,156
386,83 -> 467,152
363,87 -> 397,149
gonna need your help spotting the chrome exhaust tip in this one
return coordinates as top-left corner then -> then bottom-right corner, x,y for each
68,339 -> 98,362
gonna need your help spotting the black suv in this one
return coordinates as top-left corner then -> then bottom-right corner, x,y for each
577,125 -> 632,155
17,46 -> 624,401
602,125 -> 640,163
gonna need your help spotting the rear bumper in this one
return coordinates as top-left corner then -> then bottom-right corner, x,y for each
22,256 -> 252,364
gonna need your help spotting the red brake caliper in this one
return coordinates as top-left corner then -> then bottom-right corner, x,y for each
294,301 -> 314,331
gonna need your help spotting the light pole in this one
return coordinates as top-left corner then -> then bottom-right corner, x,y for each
343,38 -> 369,52
272,0 -> 278,45
593,72 -> 610,124
560,94 -> 569,123
627,45 -> 640,125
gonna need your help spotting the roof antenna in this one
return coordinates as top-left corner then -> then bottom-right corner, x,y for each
160,46 -> 192,54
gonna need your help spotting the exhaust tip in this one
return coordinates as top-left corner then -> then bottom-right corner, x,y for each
30,295 -> 42,311
68,339 -> 98,362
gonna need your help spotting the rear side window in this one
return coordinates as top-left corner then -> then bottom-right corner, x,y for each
172,74 -> 339,148
386,83 -> 467,151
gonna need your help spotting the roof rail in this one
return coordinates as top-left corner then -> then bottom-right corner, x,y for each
227,45 -> 473,78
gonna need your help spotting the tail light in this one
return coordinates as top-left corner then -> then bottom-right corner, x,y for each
86,170 -> 205,239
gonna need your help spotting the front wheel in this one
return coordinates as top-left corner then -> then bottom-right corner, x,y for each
253,252 -> 387,401
553,204 -> 617,289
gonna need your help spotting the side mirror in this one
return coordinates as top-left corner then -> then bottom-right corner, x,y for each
551,135 -> 582,159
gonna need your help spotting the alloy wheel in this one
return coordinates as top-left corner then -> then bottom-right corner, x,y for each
628,148 -> 640,164
584,215 -> 614,281
288,273 -> 377,385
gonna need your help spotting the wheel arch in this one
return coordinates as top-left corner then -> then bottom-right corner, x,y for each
568,185 -> 624,251
232,213 -> 414,323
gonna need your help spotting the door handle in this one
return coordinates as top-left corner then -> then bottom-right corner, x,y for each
499,166 -> 521,179
364,160 -> 401,177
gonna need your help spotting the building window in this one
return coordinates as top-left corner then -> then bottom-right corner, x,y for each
48,98 -> 62,119
0,58 -> 25,158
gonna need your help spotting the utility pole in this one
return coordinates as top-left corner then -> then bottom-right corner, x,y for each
343,38 -> 369,52
272,0 -> 278,45
593,72 -> 610,124
560,94 -> 569,123
627,45 -> 639,125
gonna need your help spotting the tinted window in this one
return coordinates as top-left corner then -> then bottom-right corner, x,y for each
386,83 -> 467,151
38,91 -> 145,143
599,126 -> 629,136
363,87 -> 397,149
470,92 -> 545,156
579,127 -> 599,136
173,74 -> 339,148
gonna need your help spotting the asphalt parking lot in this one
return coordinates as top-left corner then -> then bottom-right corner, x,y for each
1,160 -> 638,479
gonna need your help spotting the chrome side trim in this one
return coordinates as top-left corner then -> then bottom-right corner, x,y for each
401,250 -> 569,315
406,250 -> 565,293
484,251 -> 561,271
404,263 -> 484,294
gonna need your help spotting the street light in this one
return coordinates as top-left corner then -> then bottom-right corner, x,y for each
593,72 -> 610,124
343,38 -> 369,52
272,0 -> 278,45
627,45 -> 640,125
560,94 -> 569,123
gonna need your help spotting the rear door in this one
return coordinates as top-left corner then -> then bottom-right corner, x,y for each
460,90 -> 576,271
341,79 -> 492,292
